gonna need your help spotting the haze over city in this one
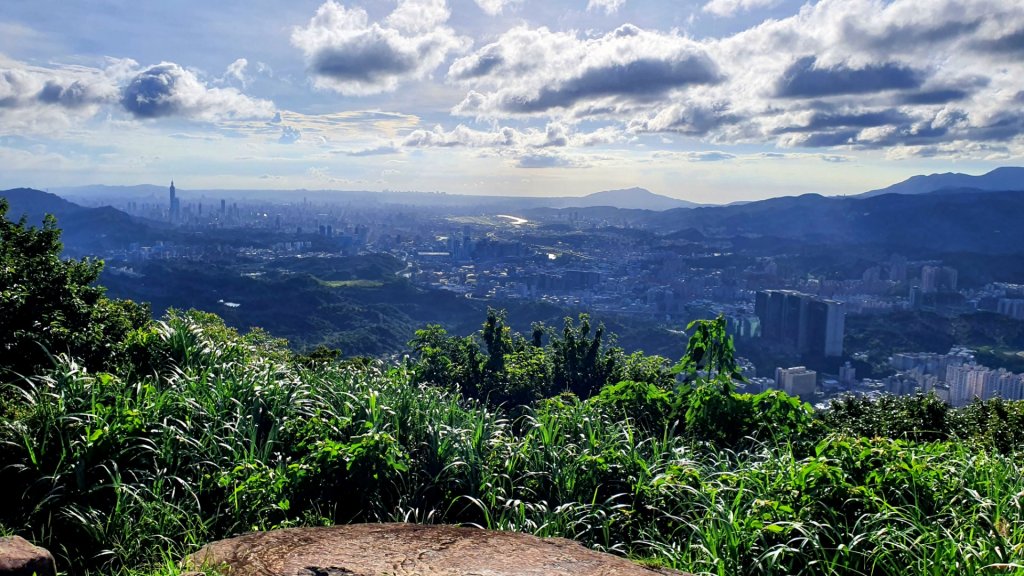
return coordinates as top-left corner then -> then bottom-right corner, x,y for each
3,0 -> 1023,202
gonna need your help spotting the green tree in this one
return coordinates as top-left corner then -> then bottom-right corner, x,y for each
673,315 -> 747,444
0,199 -> 149,379
672,314 -> 743,390
549,313 -> 620,398
409,324 -> 486,396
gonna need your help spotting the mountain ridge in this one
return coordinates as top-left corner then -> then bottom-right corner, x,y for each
856,167 -> 1024,198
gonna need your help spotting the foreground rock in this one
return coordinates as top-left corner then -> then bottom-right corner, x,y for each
185,523 -> 688,576
0,536 -> 56,576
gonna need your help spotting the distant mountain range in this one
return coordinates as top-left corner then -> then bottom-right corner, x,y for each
638,188 -> 1024,253
53,185 -> 699,212
856,167 -> 1024,198
9,165 -> 1024,257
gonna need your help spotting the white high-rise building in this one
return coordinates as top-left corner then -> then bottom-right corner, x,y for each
775,366 -> 817,398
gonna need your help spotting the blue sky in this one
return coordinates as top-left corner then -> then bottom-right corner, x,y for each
1,0 -> 1022,203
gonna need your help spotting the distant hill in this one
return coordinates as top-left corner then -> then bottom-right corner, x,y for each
2,187 -> 83,218
549,187 -> 699,210
640,187 -> 1024,254
1,187 -> 155,254
856,167 -> 1024,198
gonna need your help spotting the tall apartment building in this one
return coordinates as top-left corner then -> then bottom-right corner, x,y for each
755,290 -> 845,356
775,366 -> 818,398
946,364 -> 1024,407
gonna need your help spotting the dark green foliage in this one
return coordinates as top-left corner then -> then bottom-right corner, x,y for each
817,392 -> 1024,455
409,323 -> 486,395
0,199 -> 150,379
591,379 -> 682,431
818,393 -> 950,442
672,315 -> 744,388
409,310 -> 623,406
548,314 -> 620,398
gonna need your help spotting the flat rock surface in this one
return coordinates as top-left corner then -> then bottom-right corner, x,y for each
185,523 -> 688,576
0,536 -> 56,576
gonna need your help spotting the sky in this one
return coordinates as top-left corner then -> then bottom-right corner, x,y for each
1,0 -> 1022,203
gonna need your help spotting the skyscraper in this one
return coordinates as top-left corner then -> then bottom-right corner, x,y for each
169,180 -> 180,223
756,290 -> 845,357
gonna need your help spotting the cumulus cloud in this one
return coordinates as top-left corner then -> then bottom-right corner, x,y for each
291,0 -> 470,95
121,62 -> 275,121
971,28 -> 1024,54
402,122 -> 625,150
703,0 -> 778,18
449,25 -> 720,117
1,63 -> 118,110
699,0 -> 1024,154
424,0 -> 1024,160
403,123 -> 519,147
632,101 -> 741,136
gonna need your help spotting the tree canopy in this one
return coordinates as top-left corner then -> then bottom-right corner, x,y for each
0,199 -> 149,379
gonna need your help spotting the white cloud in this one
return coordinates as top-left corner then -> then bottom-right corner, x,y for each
0,57 -> 123,134
402,122 -> 626,150
223,58 -> 249,87
121,62 -> 276,121
436,0 -> 1024,160
449,24 -> 720,118
403,123 -> 520,147
291,0 -> 470,95
702,0 -> 778,18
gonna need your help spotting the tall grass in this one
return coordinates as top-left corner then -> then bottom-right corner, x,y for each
3,313 -> 1024,575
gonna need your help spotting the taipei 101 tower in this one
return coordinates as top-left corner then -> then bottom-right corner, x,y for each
169,180 -> 180,222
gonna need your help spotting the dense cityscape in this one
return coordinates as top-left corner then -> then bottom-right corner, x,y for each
39,178 -> 1023,408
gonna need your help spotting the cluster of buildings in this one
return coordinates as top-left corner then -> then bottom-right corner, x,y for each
886,348 -> 1024,406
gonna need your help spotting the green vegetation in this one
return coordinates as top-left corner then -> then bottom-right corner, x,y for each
1,198 -> 149,379
5,210 -> 1024,576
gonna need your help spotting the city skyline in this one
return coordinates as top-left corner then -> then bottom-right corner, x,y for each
2,0 -> 1023,202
